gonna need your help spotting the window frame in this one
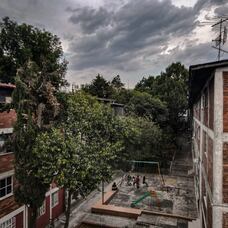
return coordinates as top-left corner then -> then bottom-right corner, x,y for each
0,175 -> 13,200
0,216 -> 16,228
37,200 -> 46,217
0,133 -> 13,155
51,191 -> 59,208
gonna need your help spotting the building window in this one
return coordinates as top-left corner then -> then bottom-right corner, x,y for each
0,134 -> 13,154
0,176 -> 13,199
0,217 -> 16,228
37,201 -> 46,217
51,191 -> 58,208
0,96 -> 6,103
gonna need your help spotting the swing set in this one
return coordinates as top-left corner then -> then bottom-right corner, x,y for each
129,160 -> 165,210
130,160 -> 165,186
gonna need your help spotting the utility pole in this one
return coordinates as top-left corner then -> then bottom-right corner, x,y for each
212,17 -> 228,61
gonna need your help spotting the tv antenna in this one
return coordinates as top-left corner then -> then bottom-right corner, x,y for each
212,17 -> 228,60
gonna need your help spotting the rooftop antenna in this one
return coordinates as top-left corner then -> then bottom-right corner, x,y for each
212,17 -> 228,60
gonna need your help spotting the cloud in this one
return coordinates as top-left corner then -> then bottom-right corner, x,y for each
66,0 -> 200,74
68,7 -> 112,34
214,5 -> 228,16
0,0 -> 228,86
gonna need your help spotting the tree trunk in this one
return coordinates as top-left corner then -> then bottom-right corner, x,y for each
29,207 -> 37,228
64,189 -> 72,228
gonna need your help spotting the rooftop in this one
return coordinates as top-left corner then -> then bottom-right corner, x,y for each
0,83 -> 16,89
189,59 -> 228,106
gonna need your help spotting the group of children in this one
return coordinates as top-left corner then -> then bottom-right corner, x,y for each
126,174 -> 148,188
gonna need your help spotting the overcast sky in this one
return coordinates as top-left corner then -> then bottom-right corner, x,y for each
0,0 -> 228,87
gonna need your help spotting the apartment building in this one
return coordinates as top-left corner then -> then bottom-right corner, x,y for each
190,60 -> 228,228
0,83 -> 64,228
0,83 -> 25,227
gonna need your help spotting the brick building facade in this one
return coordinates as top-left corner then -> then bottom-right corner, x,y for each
0,83 -> 65,228
190,60 -> 228,228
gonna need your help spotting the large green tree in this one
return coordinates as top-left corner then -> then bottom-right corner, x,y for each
136,62 -> 189,134
10,19 -> 67,226
0,17 -> 67,86
33,92 -> 125,228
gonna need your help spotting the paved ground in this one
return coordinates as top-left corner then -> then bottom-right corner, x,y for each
110,173 -> 197,219
53,171 -> 197,227
54,173 -> 124,228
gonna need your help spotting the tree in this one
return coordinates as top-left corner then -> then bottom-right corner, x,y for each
120,116 -> 163,162
125,91 -> 168,125
111,75 -> 124,90
11,39 -> 67,227
83,74 -> 113,98
135,62 -> 189,134
32,92 -> 125,228
0,17 -> 67,86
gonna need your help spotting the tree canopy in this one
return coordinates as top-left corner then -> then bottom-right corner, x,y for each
5,17 -> 68,227
33,92 -> 125,228
135,62 -> 189,133
83,74 -> 113,98
0,17 -> 67,87
125,91 -> 168,125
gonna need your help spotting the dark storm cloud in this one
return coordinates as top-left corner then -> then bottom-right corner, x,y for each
194,0 -> 227,12
68,7 -> 112,34
165,42 -> 216,66
214,5 -> 228,16
67,0 -> 200,72
0,0 -> 227,85
109,0 -> 196,53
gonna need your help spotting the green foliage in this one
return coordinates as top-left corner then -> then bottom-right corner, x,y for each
0,17 -> 67,86
32,92 -> 125,227
61,92 -> 125,183
120,116 -> 163,161
136,62 -> 189,134
81,64 -> 189,166
12,60 -> 66,227
111,75 -> 124,90
8,18 -> 68,226
125,91 -> 168,125
83,74 -> 113,98
112,88 -> 133,104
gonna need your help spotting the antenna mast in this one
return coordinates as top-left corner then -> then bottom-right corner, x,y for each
212,17 -> 228,61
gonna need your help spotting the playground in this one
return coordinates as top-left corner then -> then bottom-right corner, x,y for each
75,160 -> 198,227
109,173 -> 197,218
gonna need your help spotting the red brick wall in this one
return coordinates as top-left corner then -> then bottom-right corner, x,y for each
223,143 -> 228,203
223,72 -> 228,132
207,195 -> 212,228
203,88 -> 209,127
36,188 -> 65,228
16,211 -> 23,228
208,78 -> 214,130
224,213 -> 228,228
36,196 -> 50,228
0,110 -> 16,129
0,153 -> 14,173
203,133 -> 207,174
208,136 -> 213,192
52,188 -> 64,219
193,99 -> 201,120
195,122 -> 201,150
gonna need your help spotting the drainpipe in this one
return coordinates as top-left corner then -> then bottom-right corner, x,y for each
102,181 -> 104,204
49,185 -> 52,226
